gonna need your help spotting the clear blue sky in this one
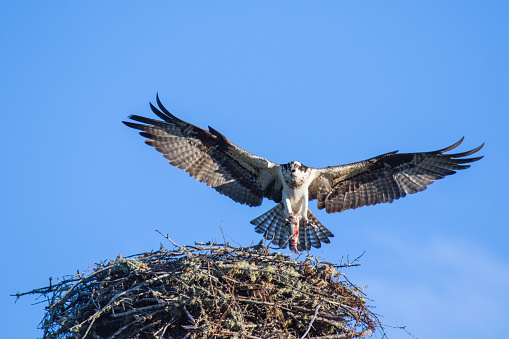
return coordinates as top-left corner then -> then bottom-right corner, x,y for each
1,2 -> 508,338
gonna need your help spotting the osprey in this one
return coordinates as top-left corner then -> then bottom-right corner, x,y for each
123,95 -> 484,253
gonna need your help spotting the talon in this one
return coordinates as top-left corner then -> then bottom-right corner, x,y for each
287,211 -> 295,222
287,211 -> 297,224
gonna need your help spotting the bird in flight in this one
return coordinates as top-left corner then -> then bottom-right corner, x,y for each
123,95 -> 484,253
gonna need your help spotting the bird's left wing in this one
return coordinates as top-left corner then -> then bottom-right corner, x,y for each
308,138 -> 483,213
123,95 -> 282,206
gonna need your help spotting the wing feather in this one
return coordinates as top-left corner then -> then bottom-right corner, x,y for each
311,138 -> 483,214
123,95 -> 282,206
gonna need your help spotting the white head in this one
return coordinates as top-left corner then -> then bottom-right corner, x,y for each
281,161 -> 312,188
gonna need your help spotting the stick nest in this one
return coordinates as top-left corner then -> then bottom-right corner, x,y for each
18,241 -> 380,339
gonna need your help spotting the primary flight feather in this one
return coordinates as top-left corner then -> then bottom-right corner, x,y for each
123,95 -> 484,253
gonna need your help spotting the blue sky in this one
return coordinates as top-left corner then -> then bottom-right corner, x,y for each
1,2 -> 508,338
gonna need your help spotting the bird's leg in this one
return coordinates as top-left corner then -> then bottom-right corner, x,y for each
287,211 -> 300,254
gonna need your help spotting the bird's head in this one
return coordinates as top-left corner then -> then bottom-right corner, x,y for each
281,161 -> 311,187
285,161 -> 303,174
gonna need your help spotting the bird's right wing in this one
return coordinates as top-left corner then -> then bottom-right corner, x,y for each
123,95 -> 283,206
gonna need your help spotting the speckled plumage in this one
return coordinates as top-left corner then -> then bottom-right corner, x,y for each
124,95 -> 484,252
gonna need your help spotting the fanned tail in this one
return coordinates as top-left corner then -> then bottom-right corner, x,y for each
251,205 -> 334,251
251,203 -> 289,248
297,209 -> 335,251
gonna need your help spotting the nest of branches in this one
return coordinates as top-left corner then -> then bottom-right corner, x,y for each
18,238 -> 380,339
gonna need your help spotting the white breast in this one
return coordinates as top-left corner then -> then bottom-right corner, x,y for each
279,166 -> 317,216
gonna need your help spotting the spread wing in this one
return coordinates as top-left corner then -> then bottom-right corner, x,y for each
123,95 -> 282,206
309,138 -> 483,213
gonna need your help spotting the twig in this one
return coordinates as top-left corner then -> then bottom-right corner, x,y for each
309,330 -> 372,339
182,305 -> 196,325
301,304 -> 321,339
219,221 -> 227,247
218,330 -> 263,339
111,301 -> 175,318
380,323 -> 418,338
262,330 -> 284,338
70,273 -> 172,334
155,229 -> 181,248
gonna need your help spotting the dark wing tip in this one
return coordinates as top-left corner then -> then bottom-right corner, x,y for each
437,137 -> 464,153
122,120 -> 144,130
156,92 -> 162,108
122,115 -> 138,126
450,142 -> 485,158
472,142 -> 485,153
149,102 -> 171,122
127,114 -> 166,126
156,94 -> 179,120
